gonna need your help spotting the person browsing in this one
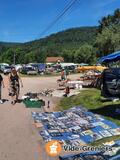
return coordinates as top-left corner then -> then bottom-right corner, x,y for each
0,74 -> 5,104
9,67 -> 23,105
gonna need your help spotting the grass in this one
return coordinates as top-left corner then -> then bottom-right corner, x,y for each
59,89 -> 120,110
91,135 -> 120,146
58,88 -> 120,145
59,89 -> 120,125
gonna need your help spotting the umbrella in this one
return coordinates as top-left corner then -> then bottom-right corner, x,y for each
98,51 -> 120,63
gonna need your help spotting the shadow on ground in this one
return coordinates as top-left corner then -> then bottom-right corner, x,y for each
2,99 -> 9,103
16,99 -> 23,103
89,104 -> 120,120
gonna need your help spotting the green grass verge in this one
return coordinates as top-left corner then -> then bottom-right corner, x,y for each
59,89 -> 119,110
91,135 -> 120,146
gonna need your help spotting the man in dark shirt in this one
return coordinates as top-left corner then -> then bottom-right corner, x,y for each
0,74 -> 4,104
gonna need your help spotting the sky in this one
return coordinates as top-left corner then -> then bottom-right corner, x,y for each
0,0 -> 120,42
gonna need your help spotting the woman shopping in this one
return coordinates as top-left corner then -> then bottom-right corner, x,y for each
9,67 -> 23,105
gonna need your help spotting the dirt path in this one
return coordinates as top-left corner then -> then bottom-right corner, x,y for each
0,74 -> 81,160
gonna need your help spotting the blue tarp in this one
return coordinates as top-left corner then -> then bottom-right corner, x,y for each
102,119 -> 118,128
98,51 -> 120,63
38,63 -> 46,71
32,106 -> 120,145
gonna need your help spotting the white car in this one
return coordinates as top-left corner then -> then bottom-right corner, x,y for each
21,66 -> 38,75
27,67 -> 38,75
2,66 -> 11,74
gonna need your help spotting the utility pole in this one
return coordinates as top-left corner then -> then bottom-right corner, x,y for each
14,53 -> 16,65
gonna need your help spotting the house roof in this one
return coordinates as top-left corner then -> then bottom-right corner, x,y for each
46,57 -> 64,63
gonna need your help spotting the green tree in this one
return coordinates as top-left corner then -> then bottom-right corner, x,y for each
2,48 -> 15,64
74,44 -> 96,64
96,25 -> 120,56
96,8 -> 120,56
34,48 -> 46,63
98,9 -> 120,33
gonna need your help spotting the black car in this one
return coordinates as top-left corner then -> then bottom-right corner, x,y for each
21,66 -> 38,75
101,68 -> 120,97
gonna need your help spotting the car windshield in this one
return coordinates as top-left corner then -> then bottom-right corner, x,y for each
27,67 -> 35,71
5,66 -> 11,69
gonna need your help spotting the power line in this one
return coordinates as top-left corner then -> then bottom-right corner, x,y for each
39,0 -> 75,37
39,0 -> 78,38
39,0 -> 76,37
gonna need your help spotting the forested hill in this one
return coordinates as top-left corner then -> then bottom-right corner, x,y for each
25,26 -> 97,49
0,42 -> 21,47
0,26 -> 98,64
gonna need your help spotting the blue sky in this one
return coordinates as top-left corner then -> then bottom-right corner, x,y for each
0,0 -> 120,42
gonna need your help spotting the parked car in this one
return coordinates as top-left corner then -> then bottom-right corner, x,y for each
28,63 -> 46,73
101,68 -> 120,97
21,66 -> 38,75
1,66 -> 11,75
0,63 -> 9,72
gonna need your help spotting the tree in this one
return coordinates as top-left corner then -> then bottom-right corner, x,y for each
24,52 -> 36,64
62,49 -> 75,62
2,48 -> 15,64
74,44 -> 96,64
34,48 -> 46,63
98,9 -> 120,33
96,8 -> 120,56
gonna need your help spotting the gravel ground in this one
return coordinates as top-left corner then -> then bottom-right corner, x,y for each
0,74 -> 81,160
